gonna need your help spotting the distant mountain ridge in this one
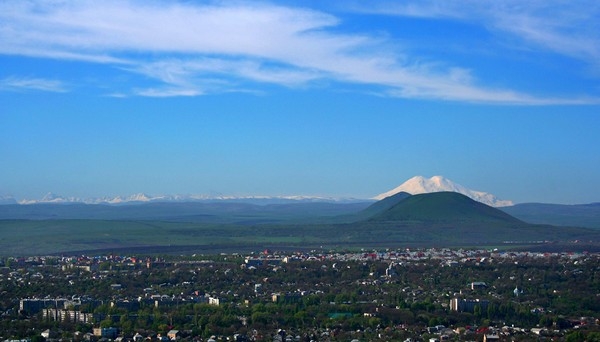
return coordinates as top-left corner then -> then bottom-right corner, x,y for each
501,202 -> 600,229
7,192 -> 364,205
2,189 -> 600,256
374,175 -> 513,207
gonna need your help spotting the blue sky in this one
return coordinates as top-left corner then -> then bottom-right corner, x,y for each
1,0 -> 599,204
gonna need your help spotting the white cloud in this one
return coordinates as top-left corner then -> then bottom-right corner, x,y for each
493,7 -> 600,66
134,88 -> 203,98
0,76 -> 67,92
0,0 -> 597,103
355,1 -> 600,67
129,58 -> 324,91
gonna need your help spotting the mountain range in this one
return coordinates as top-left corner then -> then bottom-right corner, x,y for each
1,189 -> 598,256
2,192 -> 361,205
1,175 -> 510,206
2,175 -> 599,229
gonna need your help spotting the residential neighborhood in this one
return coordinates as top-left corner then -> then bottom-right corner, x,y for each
1,248 -> 599,341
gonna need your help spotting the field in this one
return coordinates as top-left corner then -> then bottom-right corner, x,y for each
2,216 -> 599,256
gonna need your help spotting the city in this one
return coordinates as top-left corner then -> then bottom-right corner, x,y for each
3,248 -> 599,341
2,3 -> 600,342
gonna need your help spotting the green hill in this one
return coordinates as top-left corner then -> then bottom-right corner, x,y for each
369,191 -> 522,223
1,192 -> 600,256
357,191 -> 412,219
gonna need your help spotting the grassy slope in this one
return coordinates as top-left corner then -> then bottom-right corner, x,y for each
357,192 -> 412,219
369,192 -> 522,223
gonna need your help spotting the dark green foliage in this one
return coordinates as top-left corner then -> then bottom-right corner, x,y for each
369,192 -> 522,223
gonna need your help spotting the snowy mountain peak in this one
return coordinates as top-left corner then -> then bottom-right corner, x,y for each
41,192 -> 62,202
126,193 -> 152,202
374,175 -> 513,207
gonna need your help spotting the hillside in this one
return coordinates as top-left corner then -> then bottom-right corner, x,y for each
357,191 -> 412,219
1,193 -> 600,256
501,202 -> 600,229
368,191 -> 522,223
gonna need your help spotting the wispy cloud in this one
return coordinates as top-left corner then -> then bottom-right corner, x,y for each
354,1 -> 600,68
0,1 -> 596,103
0,76 -> 67,93
134,88 -> 203,98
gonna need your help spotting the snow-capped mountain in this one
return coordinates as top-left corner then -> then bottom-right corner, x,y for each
10,193 -> 361,205
41,192 -> 68,203
5,177 -> 513,206
374,175 -> 513,207
17,192 -> 81,204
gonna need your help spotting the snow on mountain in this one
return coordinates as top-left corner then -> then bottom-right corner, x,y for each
18,192 -> 85,204
12,193 -> 361,205
374,175 -> 513,207
7,177 -> 512,206
41,192 -> 63,202
126,193 -> 152,202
